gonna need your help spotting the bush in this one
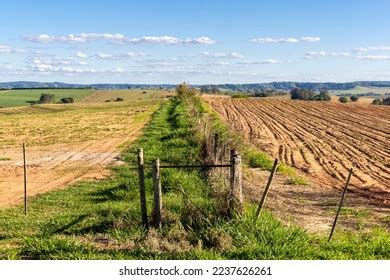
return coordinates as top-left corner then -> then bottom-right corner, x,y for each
290,88 -> 315,100
372,98 -> 382,105
350,95 -> 359,102
383,97 -> 390,105
38,93 -> 55,104
313,90 -> 331,101
116,97 -> 124,102
339,96 -> 349,103
231,94 -> 249,99
60,97 -> 74,104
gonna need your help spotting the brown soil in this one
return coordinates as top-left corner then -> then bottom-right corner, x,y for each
206,96 -> 390,205
243,168 -> 389,233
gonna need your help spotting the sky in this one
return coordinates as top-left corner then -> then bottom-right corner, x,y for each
0,0 -> 390,84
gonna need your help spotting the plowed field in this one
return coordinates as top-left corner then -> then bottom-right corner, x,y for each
206,96 -> 390,204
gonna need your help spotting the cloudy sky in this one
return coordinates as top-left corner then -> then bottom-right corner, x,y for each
1,0 -> 390,84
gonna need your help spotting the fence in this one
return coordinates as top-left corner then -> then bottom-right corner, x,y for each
3,135 -> 354,241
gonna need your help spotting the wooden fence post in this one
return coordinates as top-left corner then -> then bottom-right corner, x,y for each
23,142 -> 27,215
137,148 -> 148,228
328,168 -> 353,242
152,159 -> 162,227
213,133 -> 219,163
254,158 -> 278,221
230,150 -> 243,213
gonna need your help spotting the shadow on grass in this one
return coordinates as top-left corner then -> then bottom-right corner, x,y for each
89,183 -> 129,203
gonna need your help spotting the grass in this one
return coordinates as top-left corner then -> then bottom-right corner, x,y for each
330,86 -> 390,96
0,100 -> 160,148
0,94 -> 388,260
0,89 -> 94,108
84,89 -> 172,103
0,157 -> 11,161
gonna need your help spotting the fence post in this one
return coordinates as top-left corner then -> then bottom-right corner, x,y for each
23,142 -> 27,215
137,148 -> 148,228
254,158 -> 278,221
213,133 -> 219,163
230,150 -> 243,214
152,159 -> 162,227
328,168 -> 353,242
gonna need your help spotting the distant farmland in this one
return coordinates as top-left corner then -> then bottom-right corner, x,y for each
0,88 -> 95,108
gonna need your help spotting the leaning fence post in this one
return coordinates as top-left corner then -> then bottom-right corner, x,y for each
328,168 -> 353,242
152,159 -> 162,227
254,158 -> 278,221
230,150 -> 243,214
23,142 -> 27,215
137,148 -> 148,228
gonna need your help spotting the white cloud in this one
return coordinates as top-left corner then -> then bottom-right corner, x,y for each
251,36 -> 320,43
76,52 -> 88,58
354,55 -> 390,61
23,33 -> 216,45
301,37 -> 321,42
78,61 -> 88,65
95,52 -> 145,60
238,59 -> 282,65
0,45 -> 26,53
200,52 -> 243,59
352,46 -> 390,52
305,51 -> 351,58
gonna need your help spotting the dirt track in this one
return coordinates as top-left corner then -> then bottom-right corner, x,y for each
206,96 -> 390,204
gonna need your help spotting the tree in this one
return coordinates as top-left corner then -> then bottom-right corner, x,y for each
39,93 -> 55,104
350,95 -> 359,102
383,97 -> 390,105
339,96 -> 348,103
316,89 -> 331,101
211,86 -> 221,94
60,97 -> 74,103
372,98 -> 383,105
290,88 -> 315,100
290,88 -> 301,100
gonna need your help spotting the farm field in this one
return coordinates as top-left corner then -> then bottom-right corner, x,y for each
329,86 -> 390,96
206,96 -> 390,204
0,99 -> 161,207
83,89 -> 172,103
0,89 -> 94,108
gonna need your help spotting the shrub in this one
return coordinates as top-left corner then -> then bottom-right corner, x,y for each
350,95 -> 359,102
312,90 -> 331,101
142,91 -> 147,94
290,88 -> 315,100
60,97 -> 74,104
339,96 -> 349,103
116,97 -> 124,102
38,93 -> 55,104
383,97 -> 390,105
372,98 -> 383,105
231,94 -> 249,99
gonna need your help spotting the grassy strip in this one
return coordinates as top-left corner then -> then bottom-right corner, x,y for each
0,96 -> 388,260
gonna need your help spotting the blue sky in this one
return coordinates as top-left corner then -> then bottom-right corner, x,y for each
0,0 -> 390,84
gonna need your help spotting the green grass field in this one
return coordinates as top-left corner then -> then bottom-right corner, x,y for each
0,91 -> 388,260
0,89 -> 94,108
329,86 -> 390,96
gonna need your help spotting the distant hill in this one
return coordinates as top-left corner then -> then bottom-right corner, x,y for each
1,81 -> 390,91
